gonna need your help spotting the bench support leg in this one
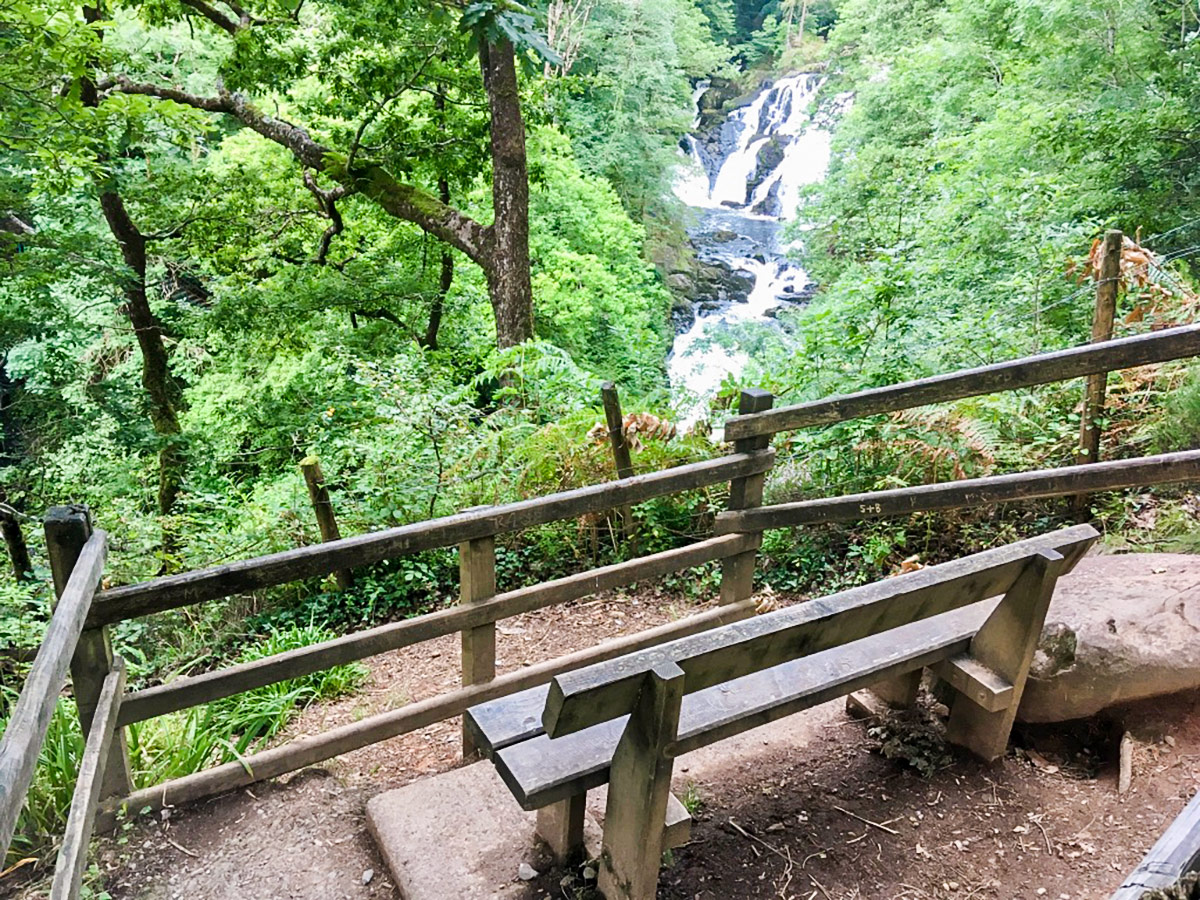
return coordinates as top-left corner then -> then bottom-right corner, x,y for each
945,550 -> 1064,762
867,669 -> 922,709
537,793 -> 586,865
598,662 -> 684,900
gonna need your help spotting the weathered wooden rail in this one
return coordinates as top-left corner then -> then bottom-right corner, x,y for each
716,451 -> 1200,532
723,323 -> 1200,441
3,324 -> 1200,897
1111,787 -> 1200,898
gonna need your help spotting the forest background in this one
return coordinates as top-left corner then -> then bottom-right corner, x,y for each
5,0 -> 1200,872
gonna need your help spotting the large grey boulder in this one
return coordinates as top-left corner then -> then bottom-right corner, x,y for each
1018,553 -> 1200,723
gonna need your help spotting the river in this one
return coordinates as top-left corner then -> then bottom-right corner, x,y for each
668,72 -> 843,426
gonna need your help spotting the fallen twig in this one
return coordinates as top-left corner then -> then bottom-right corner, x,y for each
1119,731 -> 1134,795
160,829 -> 200,858
0,858 -> 37,880
728,818 -> 790,862
833,805 -> 900,835
1029,816 -> 1053,855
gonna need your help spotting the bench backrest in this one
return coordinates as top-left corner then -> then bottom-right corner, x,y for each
543,524 -> 1099,738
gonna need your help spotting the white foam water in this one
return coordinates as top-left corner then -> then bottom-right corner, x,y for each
668,73 -> 846,428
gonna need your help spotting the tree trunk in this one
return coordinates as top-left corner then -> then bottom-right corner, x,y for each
96,193 -> 186,517
480,38 -> 534,349
0,508 -> 32,581
83,5 -> 185,519
422,187 -> 452,351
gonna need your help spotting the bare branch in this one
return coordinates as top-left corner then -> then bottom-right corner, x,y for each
303,169 -> 347,265
178,0 -> 241,34
346,44 -> 444,170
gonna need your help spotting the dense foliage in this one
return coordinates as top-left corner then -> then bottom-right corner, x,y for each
4,0 -> 1200,878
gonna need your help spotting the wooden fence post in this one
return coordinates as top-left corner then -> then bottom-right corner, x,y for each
300,457 -> 353,590
0,505 -> 32,581
459,525 -> 496,758
720,389 -> 773,605
44,506 -> 132,803
1077,230 -> 1123,467
600,382 -> 637,549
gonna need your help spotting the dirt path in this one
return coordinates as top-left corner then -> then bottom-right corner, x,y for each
33,580 -> 1200,900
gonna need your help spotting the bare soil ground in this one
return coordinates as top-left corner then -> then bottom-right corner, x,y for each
14,580 -> 1200,900
655,693 -> 1200,900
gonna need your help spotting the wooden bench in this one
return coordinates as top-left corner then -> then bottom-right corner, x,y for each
465,524 -> 1099,900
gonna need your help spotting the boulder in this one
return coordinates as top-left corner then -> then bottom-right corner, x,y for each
666,272 -> 696,297
693,261 -> 756,305
1018,553 -> 1200,723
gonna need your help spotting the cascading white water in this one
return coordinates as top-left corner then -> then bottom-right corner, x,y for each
668,73 -> 846,428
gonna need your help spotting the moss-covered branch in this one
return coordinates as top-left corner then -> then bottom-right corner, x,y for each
105,78 -> 492,264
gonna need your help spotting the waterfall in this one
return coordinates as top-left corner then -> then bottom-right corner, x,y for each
669,73 -> 846,429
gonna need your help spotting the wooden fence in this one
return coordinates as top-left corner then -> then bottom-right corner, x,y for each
4,322 -> 1200,898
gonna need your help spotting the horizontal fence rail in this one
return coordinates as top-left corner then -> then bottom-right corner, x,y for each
117,533 -> 760,726
101,599 -> 759,818
88,450 -> 774,627
715,451 -> 1200,532
724,324 -> 1200,441
0,531 -> 107,862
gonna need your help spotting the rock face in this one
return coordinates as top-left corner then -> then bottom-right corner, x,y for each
1018,553 -> 1200,723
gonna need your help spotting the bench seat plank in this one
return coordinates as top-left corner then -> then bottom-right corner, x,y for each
466,684 -> 551,758
493,603 -> 989,809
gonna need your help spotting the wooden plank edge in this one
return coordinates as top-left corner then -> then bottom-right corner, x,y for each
0,531 -> 107,863
100,598 -> 759,818
49,658 -> 125,900
725,325 -> 1200,441
117,533 -> 759,726
667,635 -> 972,757
715,452 -> 1200,532
1110,788 -> 1200,898
89,450 -> 774,627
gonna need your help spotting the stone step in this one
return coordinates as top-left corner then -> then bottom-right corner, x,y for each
367,761 -> 690,900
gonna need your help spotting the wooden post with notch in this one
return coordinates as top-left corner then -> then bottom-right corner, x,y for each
719,389 -> 772,605
597,662 -> 685,900
1077,230 -> 1123,470
300,456 -> 353,590
601,382 -> 637,550
459,519 -> 496,759
44,506 -> 132,803
0,504 -> 32,581
944,549 -> 1065,761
